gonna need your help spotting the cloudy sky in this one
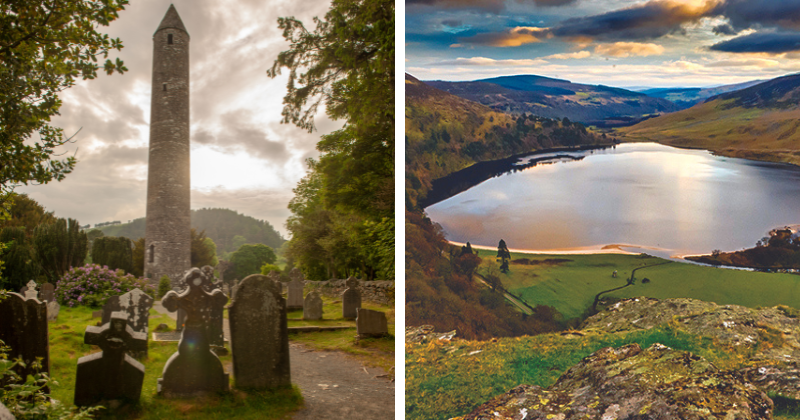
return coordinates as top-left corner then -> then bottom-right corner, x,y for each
19,0 -> 340,237
406,0 -> 800,87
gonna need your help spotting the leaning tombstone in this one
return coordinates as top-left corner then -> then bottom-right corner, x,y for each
303,290 -> 323,321
228,274 -> 291,390
22,280 -> 38,300
286,268 -> 305,310
39,283 -> 55,303
342,276 -> 362,319
356,308 -> 388,338
74,312 -> 147,407
101,288 -> 154,358
158,268 -> 229,397
0,292 -> 49,392
46,301 -> 60,322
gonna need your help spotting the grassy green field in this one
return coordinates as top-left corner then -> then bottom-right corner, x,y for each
48,306 -> 301,419
478,252 -> 800,321
40,294 -> 394,419
287,293 -> 395,373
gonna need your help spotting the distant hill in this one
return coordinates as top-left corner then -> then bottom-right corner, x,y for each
639,79 -> 765,109
98,208 -> 285,254
619,73 -> 800,166
405,73 -> 609,207
425,74 -> 680,127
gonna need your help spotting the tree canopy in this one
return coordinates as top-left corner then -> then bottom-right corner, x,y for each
226,243 -> 277,281
268,0 -> 394,280
0,0 -> 128,213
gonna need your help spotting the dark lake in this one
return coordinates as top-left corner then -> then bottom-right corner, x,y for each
425,143 -> 800,258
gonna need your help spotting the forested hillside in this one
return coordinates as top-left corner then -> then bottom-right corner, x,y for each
406,74 -> 608,208
405,75 -> 610,339
99,208 -> 284,254
425,74 -> 679,127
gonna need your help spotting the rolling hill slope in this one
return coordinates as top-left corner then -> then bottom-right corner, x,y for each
98,208 -> 284,254
425,74 -> 680,127
619,73 -> 800,166
639,79 -> 764,109
405,73 -> 609,207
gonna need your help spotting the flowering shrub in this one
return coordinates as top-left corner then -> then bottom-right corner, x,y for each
56,264 -> 154,307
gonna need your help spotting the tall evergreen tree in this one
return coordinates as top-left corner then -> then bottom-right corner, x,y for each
32,218 -> 87,281
91,236 -> 133,274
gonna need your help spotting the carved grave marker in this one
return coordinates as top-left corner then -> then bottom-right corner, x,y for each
158,268 -> 229,397
0,293 -> 49,392
228,274 -> 290,390
342,277 -> 362,319
74,312 -> 147,406
303,290 -> 323,320
286,268 -> 305,309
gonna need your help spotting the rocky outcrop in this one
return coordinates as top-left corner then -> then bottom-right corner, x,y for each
456,343 -> 773,420
583,297 -> 800,400
583,297 -> 800,364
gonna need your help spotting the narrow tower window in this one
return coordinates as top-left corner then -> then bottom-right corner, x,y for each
163,83 -> 167,91
168,34 -> 173,44
149,244 -> 155,263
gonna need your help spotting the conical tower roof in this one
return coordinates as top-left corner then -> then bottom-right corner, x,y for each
155,4 -> 188,36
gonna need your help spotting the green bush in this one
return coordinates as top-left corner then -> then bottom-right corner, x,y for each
158,275 -> 172,298
226,243 -> 276,281
260,263 -> 281,276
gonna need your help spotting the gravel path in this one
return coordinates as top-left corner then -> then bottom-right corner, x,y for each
152,301 -> 395,419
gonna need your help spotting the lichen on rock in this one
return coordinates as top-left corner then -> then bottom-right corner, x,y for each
455,343 -> 773,420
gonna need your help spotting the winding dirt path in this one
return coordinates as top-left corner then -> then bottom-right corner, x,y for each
152,302 -> 395,419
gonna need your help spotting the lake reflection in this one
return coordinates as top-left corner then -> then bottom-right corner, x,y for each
425,143 -> 800,257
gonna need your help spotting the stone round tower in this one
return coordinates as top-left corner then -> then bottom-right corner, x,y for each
144,4 -> 191,282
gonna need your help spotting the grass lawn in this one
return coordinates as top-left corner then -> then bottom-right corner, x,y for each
48,306 -> 301,419
480,252 -> 800,320
286,292 -> 395,374
43,292 -> 394,419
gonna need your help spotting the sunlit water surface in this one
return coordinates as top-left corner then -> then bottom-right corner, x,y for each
425,143 -> 800,258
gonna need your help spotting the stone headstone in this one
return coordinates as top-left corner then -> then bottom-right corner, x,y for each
92,310 -> 103,318
356,308 -> 388,338
23,280 -> 38,300
74,312 -> 147,407
101,288 -> 154,358
39,283 -> 55,303
0,293 -> 49,392
287,268 -> 305,309
342,277 -> 361,319
200,266 -> 226,348
102,288 -> 154,333
46,301 -> 60,322
228,274 -> 290,390
303,291 -> 323,321
158,268 -> 229,397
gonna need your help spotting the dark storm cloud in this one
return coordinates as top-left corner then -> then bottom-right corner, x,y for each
710,31 -> 800,53
407,0 -> 578,13
530,0 -> 578,7
712,23 -> 738,35
711,0 -> 800,32
549,0 -> 714,41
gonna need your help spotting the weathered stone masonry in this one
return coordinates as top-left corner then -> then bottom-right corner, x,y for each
145,5 -> 191,283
